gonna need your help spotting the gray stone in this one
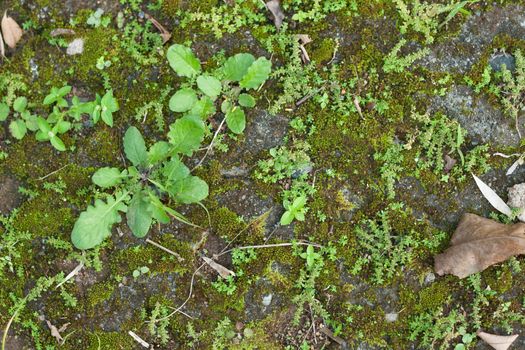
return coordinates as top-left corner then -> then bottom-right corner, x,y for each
66,38 -> 84,55
430,85 -> 520,148
419,5 -> 525,74
424,272 -> 436,285
507,182 -> 525,222
385,313 -> 398,323
489,52 -> 516,72
262,293 -> 273,306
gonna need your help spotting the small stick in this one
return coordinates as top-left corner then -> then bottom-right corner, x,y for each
216,241 -> 324,258
38,164 -> 70,181
56,262 -> 84,289
191,116 -> 227,172
146,238 -> 184,262
128,331 -> 149,348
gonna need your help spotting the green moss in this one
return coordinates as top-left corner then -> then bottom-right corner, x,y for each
87,282 -> 115,307
14,194 -> 74,238
87,331 -> 136,350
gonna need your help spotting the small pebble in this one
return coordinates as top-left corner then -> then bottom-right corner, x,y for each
385,313 -> 398,323
262,293 -> 273,306
424,272 -> 436,285
66,38 -> 84,55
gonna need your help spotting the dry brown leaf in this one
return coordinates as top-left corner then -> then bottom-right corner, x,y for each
266,0 -> 285,30
296,34 -> 312,64
319,326 -> 346,346
477,331 -> 519,350
202,256 -> 236,278
0,27 -> 4,58
444,155 -> 456,173
145,13 -> 171,44
1,11 -> 23,49
45,320 -> 69,344
434,213 -> 525,278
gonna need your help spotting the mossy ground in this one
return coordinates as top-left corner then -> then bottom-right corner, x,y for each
1,0 -> 525,349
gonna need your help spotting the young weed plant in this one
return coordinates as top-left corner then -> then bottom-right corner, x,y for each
0,85 -> 118,151
71,126 -> 208,249
166,44 -> 271,135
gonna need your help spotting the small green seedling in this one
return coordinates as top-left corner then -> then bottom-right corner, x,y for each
280,195 -> 307,225
132,266 -> 150,279
71,126 -> 209,250
1,96 -> 39,140
90,90 -> 119,127
300,245 -> 321,269
166,44 -> 271,135
1,85 -> 118,151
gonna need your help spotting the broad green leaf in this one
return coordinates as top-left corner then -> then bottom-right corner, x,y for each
0,103 -> 9,121
166,44 -> 201,78
223,53 -> 255,81
221,99 -> 233,114
92,167 -> 126,188
280,211 -> 294,225
44,86 -> 71,105
50,136 -> 66,151
163,158 -> 190,183
225,107 -> 246,134
58,85 -> 72,97
37,116 -> 52,134
13,97 -> 27,113
100,90 -> 119,126
69,97 -> 94,121
168,115 -> 205,156
292,195 -> 307,209
172,176 -> 209,204
35,130 -> 47,141
240,57 -> 272,90
147,193 -> 170,224
190,96 -> 216,119
25,115 -> 39,131
101,90 -> 119,111
9,119 -> 27,140
196,75 -> 222,98
127,191 -> 152,238
238,93 -> 255,108
124,126 -> 148,167
55,120 -> 71,134
71,191 -> 130,250
169,88 -> 198,113
148,141 -> 171,164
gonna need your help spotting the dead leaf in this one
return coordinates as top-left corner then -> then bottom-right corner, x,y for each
472,173 -> 512,217
50,28 -> 76,37
506,157 -> 524,176
266,0 -> 285,30
444,155 -> 456,173
353,95 -> 363,118
477,331 -> 519,350
45,320 -> 69,344
1,11 -> 23,49
319,326 -> 346,346
145,13 -> 171,44
434,213 -> 525,278
0,27 -> 4,58
297,34 -> 312,64
202,256 -> 236,278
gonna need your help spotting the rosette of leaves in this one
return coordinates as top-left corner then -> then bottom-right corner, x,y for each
166,44 -> 271,135
71,126 -> 209,250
